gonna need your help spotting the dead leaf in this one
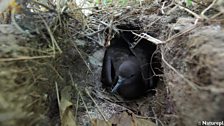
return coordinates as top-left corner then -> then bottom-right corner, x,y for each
0,0 -> 21,13
90,111 -> 156,126
0,0 -> 14,13
59,86 -> 77,126
91,119 -> 112,126
110,111 -> 135,126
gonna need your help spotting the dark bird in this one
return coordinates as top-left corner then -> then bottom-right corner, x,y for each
101,32 -> 159,99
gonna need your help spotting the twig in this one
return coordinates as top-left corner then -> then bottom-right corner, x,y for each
131,36 -> 143,48
91,90 -> 137,114
69,6 -> 97,11
136,115 -> 165,126
55,82 -> 61,119
72,43 -> 93,74
198,86 -> 224,93
161,1 -> 167,14
11,8 -> 32,36
75,94 -> 80,124
150,48 -> 160,77
79,91 -> 91,119
69,72 -> 92,120
32,0 -> 56,12
85,89 -> 110,125
25,63 -> 36,85
97,24 -> 103,47
166,4 -> 178,15
48,64 -> 64,81
211,12 -> 223,19
176,3 -> 202,19
200,0 -> 218,19
99,21 -> 110,27
105,16 -> 114,47
132,32 -> 165,45
165,22 -> 198,43
152,107 -> 158,126
0,55 -> 54,62
84,29 -> 105,36
39,15 -> 62,55
161,52 -> 198,90
146,17 -> 162,30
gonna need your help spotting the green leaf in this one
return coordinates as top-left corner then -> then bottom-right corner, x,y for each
186,0 -> 192,6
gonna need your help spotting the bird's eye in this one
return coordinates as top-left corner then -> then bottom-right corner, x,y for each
130,74 -> 134,78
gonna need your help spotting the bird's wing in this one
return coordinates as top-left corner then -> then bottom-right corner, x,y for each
101,49 -> 114,86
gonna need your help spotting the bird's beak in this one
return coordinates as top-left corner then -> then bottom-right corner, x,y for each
112,76 -> 125,93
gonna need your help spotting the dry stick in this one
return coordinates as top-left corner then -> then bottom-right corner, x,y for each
131,18 -> 161,47
192,0 -> 222,13
192,0 -> 209,7
55,82 -> 62,119
135,115 -> 165,126
69,72 -> 92,120
99,21 -> 110,27
75,94 -> 80,125
132,23 -> 198,45
165,21 -> 198,43
79,89 -> 92,120
163,0 -> 175,10
200,0 -> 218,19
33,0 -> 73,19
166,4 -> 178,15
132,36 -> 143,49
161,52 -> 198,90
48,64 -> 64,81
148,17 -> 162,28
211,12 -> 223,19
85,89 -> 110,125
0,55 -> 54,62
11,11 -> 31,36
149,48 -> 160,77
97,24 -> 103,46
25,63 -> 36,85
57,12 -> 62,28
73,43 -> 93,74
161,1 -> 167,14
184,62 -> 224,94
152,107 -> 158,126
28,59 -> 64,81
105,16 -> 114,46
32,0 -> 56,12
132,19 -> 198,45
39,15 -> 62,55
10,6 -> 35,37
132,32 -> 165,45
198,86 -> 224,93
99,20 -> 118,34
71,6 -> 97,11
91,90 -> 137,114
85,28 -> 105,36
176,3 -> 202,19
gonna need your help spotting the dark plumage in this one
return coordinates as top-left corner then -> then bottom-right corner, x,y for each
101,32 -> 158,99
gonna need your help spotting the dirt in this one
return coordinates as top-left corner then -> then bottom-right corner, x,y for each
162,25 -> 224,125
